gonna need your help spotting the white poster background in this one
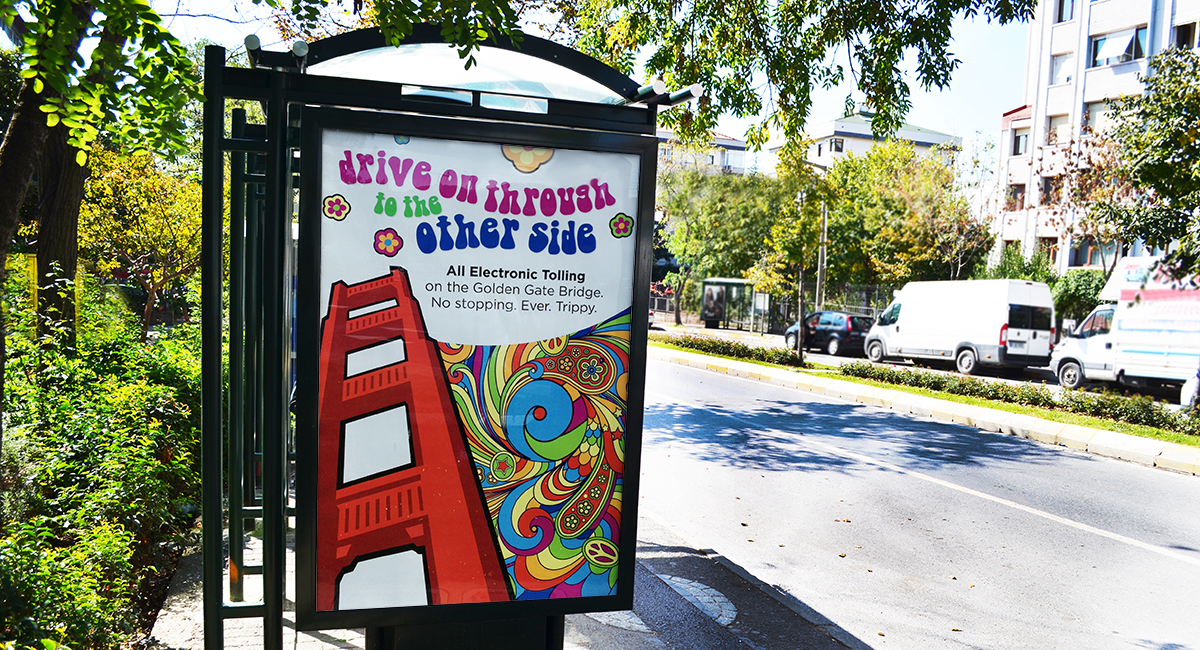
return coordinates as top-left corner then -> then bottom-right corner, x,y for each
319,130 -> 640,346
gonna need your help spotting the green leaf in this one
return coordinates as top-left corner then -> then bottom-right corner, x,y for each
34,78 -> 43,94
45,113 -> 59,127
76,150 -> 87,166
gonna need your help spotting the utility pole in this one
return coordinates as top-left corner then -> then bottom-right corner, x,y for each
816,199 -> 828,310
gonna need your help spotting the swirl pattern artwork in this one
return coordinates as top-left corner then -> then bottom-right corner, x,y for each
439,309 -> 631,600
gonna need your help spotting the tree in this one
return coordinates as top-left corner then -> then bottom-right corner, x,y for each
657,167 -> 783,324
77,147 -> 202,338
521,0 -> 1036,146
972,244 -> 1058,286
823,140 -> 993,286
1106,47 -> 1200,279
1052,268 -> 1106,325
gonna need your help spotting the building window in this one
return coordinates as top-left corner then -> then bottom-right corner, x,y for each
1012,128 -> 1030,155
1071,237 -> 1117,267
1038,237 -> 1060,264
830,138 -> 844,153
1056,0 -> 1074,23
1084,101 -> 1113,133
1050,53 -> 1075,85
1006,184 -> 1026,210
817,144 -> 823,157
1175,23 -> 1196,49
1040,176 -> 1061,205
1090,26 -> 1148,67
1047,114 -> 1071,144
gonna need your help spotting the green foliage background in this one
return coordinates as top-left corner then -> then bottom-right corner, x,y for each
1,269 -> 201,649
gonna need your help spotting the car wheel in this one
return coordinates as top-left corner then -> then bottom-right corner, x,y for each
866,341 -> 884,363
1058,361 -> 1083,389
955,348 -> 977,375
785,333 -> 797,350
826,337 -> 841,356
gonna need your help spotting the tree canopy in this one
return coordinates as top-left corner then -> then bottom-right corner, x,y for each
521,0 -> 1036,147
1106,47 -> 1200,277
822,140 -> 993,286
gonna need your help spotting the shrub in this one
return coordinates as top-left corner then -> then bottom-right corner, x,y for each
839,361 -> 1199,436
1,272 -> 201,647
1053,269 -> 1107,324
649,332 -> 804,367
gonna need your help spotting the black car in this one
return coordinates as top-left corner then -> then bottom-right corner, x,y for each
784,311 -> 875,356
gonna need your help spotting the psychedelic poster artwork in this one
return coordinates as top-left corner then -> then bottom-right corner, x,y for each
312,128 -> 641,614
439,312 -> 630,600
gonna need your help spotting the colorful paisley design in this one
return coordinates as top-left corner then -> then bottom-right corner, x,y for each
438,309 -> 630,599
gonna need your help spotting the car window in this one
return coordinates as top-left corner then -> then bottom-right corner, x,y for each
879,303 -> 900,325
1079,313 -> 1095,337
1094,309 -> 1113,335
1008,304 -> 1031,329
805,314 -> 821,327
1031,307 -> 1053,331
851,316 -> 873,331
818,313 -> 836,327
832,314 -> 847,328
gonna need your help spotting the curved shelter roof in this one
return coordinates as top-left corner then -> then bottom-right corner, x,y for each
305,25 -> 640,106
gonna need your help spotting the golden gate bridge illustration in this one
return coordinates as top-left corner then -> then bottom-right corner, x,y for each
315,267 -> 509,611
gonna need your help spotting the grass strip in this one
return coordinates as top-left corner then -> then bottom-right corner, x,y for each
817,371 -> 1200,449
647,340 -> 1200,449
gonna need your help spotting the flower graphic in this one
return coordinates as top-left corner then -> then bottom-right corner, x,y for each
579,355 -> 606,386
323,194 -> 351,221
394,135 -> 410,145
374,228 -> 402,256
502,145 -> 553,172
557,357 -> 574,373
609,213 -> 634,238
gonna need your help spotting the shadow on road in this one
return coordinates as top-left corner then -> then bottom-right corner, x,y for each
643,397 -> 1075,475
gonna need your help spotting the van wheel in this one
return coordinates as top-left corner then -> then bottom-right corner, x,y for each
955,348 -> 977,375
1058,361 -> 1083,389
785,333 -> 797,350
866,341 -> 884,363
826,337 -> 841,356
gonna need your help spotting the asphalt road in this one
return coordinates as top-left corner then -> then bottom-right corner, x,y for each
638,358 -> 1200,649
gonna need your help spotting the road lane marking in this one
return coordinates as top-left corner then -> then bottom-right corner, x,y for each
645,387 -> 1200,570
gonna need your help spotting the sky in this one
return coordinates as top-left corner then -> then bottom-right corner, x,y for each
8,1 -> 1031,162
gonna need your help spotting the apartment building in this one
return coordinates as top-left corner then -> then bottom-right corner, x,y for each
657,129 -> 748,175
758,107 -> 960,174
996,0 -> 1199,272
800,107 -> 962,168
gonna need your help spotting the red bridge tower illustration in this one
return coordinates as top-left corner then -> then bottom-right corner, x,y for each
316,268 -> 508,611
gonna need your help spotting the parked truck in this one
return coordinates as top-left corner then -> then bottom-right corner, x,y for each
865,279 -> 1056,374
1050,256 -> 1200,403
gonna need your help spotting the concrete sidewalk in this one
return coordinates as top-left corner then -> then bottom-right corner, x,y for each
648,345 -> 1200,476
149,519 -> 859,650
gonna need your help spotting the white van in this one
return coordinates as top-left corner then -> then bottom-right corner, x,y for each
1050,256 -> 1200,401
865,279 -> 1056,374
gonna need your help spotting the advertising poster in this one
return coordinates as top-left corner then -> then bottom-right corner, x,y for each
310,124 -> 641,617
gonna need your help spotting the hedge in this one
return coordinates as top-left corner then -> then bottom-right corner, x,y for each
839,361 -> 1199,436
648,332 -> 804,367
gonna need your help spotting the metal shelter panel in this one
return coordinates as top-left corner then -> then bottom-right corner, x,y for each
201,28 -> 658,650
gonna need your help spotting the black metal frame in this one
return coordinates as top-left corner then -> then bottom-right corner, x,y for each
202,26 -> 658,649
294,107 -> 655,631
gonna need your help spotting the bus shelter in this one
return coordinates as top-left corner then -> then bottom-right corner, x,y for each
201,26 -> 686,649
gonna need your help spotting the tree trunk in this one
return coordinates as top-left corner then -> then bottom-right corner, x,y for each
673,275 -> 686,326
0,79 -> 54,273
141,283 -> 158,342
36,124 -> 89,347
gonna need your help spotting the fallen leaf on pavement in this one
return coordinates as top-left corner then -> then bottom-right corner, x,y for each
838,553 -> 846,558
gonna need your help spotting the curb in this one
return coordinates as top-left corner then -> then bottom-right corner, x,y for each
647,346 -> 1200,476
